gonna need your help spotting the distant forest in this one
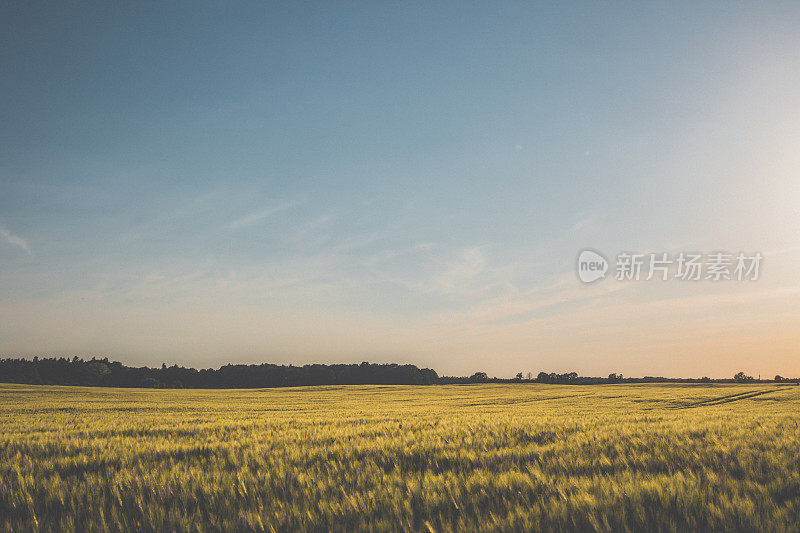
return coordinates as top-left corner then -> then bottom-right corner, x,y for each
0,357 -> 439,388
0,357 -> 797,389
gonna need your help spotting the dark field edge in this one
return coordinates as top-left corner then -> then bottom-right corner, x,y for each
1,357 -> 798,389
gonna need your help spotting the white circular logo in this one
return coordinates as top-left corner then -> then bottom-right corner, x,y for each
576,249 -> 608,283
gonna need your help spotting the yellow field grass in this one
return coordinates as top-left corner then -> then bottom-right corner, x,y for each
1,383 -> 799,531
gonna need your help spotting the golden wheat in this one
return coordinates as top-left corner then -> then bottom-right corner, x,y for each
1,383 -> 798,531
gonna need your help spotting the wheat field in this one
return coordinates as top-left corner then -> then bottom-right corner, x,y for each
1,383 -> 799,532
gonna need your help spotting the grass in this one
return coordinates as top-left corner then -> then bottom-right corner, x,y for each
1,382 -> 799,532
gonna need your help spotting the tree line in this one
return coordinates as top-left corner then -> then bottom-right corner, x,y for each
0,357 -> 439,388
441,370 -> 799,385
0,357 -> 796,388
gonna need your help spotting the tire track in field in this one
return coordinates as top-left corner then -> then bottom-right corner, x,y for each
461,393 -> 593,407
672,388 -> 782,409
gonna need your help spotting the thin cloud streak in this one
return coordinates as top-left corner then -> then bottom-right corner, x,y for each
0,225 -> 32,256
228,200 -> 299,230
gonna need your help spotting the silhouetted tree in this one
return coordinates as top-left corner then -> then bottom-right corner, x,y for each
469,372 -> 489,383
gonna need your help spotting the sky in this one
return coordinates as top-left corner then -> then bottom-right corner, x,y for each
1,2 -> 799,378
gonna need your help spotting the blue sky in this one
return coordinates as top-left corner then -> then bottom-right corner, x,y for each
2,2 -> 799,377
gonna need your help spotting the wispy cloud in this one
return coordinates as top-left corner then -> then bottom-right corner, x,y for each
364,242 -> 436,265
432,246 -> 487,294
228,200 -> 298,230
0,225 -> 31,255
